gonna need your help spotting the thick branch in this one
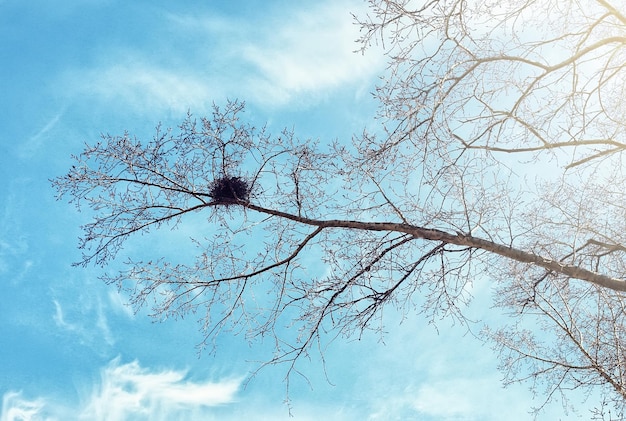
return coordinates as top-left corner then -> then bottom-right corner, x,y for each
243,203 -> 626,292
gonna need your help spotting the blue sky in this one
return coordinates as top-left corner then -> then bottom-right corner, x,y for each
0,1 -> 597,420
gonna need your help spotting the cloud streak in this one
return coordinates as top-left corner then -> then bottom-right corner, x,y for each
1,392 -> 45,421
52,295 -> 115,348
61,0 -> 383,114
65,60 -> 215,114
1,359 -> 241,421
19,108 -> 66,158
237,1 -> 383,107
80,358 -> 241,420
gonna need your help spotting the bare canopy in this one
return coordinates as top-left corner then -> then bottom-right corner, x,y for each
54,0 -> 626,417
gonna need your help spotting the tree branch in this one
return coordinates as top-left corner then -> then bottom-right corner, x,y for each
243,202 -> 626,292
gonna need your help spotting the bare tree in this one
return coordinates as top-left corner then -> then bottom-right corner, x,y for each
353,0 -> 626,416
53,0 -> 626,417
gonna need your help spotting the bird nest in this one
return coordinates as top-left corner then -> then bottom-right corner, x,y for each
208,176 -> 250,204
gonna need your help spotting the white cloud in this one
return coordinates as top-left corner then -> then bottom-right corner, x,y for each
52,299 -> 74,331
0,190 -> 30,281
19,108 -> 66,158
107,290 -> 134,319
237,2 -> 383,107
65,60 -> 215,115
79,358 -> 241,421
62,0 -> 383,114
1,392 -> 46,421
365,373 -> 536,421
52,295 -> 115,348
412,378 -> 511,420
1,360 -> 241,421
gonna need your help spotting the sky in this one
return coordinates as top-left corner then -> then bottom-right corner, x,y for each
0,1 -> 601,420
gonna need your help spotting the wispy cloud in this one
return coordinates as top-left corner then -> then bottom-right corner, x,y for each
412,377 -> 526,420
0,186 -> 31,283
52,293 -> 115,348
237,2 -> 383,107
18,108 -> 66,158
52,299 -> 75,331
61,58 -> 216,115
1,359 -> 241,421
0,392 -> 46,421
61,0 -> 383,114
79,358 -> 241,420
107,290 -> 134,319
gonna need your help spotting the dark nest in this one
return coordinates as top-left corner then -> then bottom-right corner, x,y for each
208,176 -> 250,204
